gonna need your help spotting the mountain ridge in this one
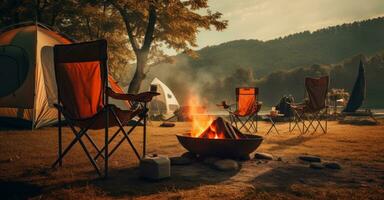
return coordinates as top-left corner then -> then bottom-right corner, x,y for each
144,16 -> 384,107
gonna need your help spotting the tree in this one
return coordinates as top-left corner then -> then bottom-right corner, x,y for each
1,0 -> 227,93
108,0 -> 228,93
55,3 -> 135,83
0,0 -> 133,84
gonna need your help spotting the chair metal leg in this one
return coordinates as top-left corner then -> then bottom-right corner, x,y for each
94,127 -> 122,160
107,109 -> 142,160
290,110 -> 304,134
84,133 -> 103,157
104,107 -> 109,178
256,114 -> 258,132
52,126 -> 85,168
58,109 -> 62,167
52,123 -> 101,176
77,132 -> 101,176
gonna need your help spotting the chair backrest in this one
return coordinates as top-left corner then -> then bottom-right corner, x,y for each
305,76 -> 329,112
54,40 -> 108,120
236,87 -> 259,116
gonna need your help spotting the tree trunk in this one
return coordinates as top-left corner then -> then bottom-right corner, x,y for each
128,50 -> 148,94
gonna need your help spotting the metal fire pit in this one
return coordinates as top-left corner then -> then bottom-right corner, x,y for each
176,134 -> 263,158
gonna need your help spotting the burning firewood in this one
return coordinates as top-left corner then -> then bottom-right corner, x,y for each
199,117 -> 247,139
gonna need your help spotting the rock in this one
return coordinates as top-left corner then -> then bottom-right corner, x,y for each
170,156 -> 193,165
277,157 -> 283,161
309,163 -> 324,169
298,155 -> 321,162
181,152 -> 197,160
202,157 -> 220,165
323,162 -> 341,169
254,152 -> 273,160
213,159 -> 239,171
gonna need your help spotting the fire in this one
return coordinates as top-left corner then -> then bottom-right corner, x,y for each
187,95 -> 224,139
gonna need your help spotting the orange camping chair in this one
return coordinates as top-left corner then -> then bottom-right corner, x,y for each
51,40 -> 158,177
223,87 -> 261,133
289,76 -> 329,134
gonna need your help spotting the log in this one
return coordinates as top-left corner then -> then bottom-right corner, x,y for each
198,117 -> 246,139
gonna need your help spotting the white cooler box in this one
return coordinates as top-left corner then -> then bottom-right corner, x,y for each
140,155 -> 170,180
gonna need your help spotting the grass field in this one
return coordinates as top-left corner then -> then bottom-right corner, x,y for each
0,120 -> 383,199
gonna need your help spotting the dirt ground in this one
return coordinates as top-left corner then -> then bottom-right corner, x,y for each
0,119 -> 384,200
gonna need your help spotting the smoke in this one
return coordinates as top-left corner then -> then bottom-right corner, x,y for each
144,52 -> 384,110
146,55 -> 256,110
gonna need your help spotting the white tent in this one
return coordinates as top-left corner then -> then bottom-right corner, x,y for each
0,22 -> 72,128
149,78 -> 180,118
0,22 -> 130,128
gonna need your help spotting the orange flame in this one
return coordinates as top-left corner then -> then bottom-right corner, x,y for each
187,95 -> 224,139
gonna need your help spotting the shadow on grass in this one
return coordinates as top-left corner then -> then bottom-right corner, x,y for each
265,135 -> 321,151
46,162 -> 240,198
0,180 -> 43,199
247,164 -> 353,199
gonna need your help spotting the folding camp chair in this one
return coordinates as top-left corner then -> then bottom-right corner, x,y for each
222,87 -> 261,133
289,76 -> 329,134
51,40 -> 158,177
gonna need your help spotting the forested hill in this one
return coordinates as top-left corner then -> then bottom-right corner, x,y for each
152,16 -> 384,79
147,17 -> 384,108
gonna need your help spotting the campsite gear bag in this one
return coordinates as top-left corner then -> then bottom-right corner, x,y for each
276,95 -> 294,117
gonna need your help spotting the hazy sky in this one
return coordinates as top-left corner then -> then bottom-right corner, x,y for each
195,0 -> 384,48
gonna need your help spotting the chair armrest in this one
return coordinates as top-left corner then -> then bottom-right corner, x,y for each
106,87 -> 159,102
216,101 -> 234,109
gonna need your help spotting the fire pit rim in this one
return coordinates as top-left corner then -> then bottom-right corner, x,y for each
176,133 -> 264,158
176,133 -> 264,141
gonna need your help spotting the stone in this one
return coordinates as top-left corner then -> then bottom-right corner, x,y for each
277,157 -> 283,161
202,157 -> 220,165
181,152 -> 197,160
298,155 -> 321,162
213,159 -> 239,171
254,152 -> 273,160
323,162 -> 341,170
170,156 -> 193,165
309,163 -> 324,169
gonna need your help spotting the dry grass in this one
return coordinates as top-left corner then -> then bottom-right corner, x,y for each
0,120 -> 383,199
